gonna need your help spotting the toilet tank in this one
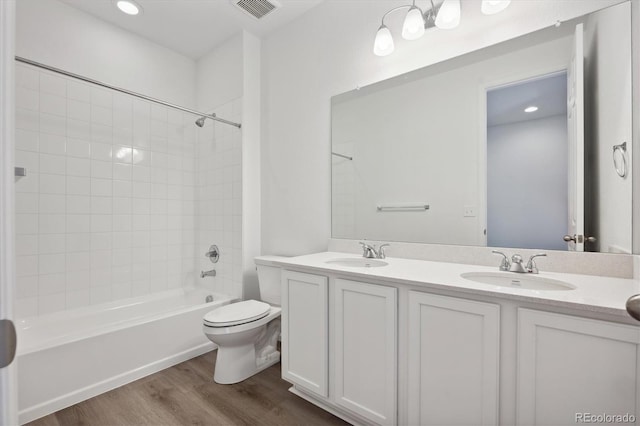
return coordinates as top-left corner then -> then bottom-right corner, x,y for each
254,256 -> 286,306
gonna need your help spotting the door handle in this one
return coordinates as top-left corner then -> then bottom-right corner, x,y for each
626,295 -> 640,322
0,319 -> 17,369
563,234 -> 597,243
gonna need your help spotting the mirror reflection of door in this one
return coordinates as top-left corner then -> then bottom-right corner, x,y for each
486,72 -> 570,251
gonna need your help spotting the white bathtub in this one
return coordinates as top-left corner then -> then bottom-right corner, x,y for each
16,287 -> 234,424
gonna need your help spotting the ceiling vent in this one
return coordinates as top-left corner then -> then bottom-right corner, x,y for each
231,0 -> 281,20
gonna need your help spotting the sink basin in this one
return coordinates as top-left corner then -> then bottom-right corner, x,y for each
461,272 -> 575,291
325,258 -> 388,268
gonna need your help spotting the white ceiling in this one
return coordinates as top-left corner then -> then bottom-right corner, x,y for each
487,73 -> 568,127
60,0 -> 324,59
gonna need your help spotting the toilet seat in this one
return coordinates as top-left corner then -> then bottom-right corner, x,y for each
203,300 -> 271,327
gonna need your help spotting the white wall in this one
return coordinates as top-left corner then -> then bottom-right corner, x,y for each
196,34 -> 243,112
584,2 -> 633,253
241,32 -> 262,300
261,0 -> 624,256
16,0 -> 196,107
487,115 -> 568,251
331,35 -> 571,246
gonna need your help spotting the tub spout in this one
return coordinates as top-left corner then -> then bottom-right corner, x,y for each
201,269 -> 216,278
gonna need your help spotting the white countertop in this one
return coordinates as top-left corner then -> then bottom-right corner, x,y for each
269,252 -> 640,319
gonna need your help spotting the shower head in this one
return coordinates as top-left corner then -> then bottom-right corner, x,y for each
195,116 -> 206,127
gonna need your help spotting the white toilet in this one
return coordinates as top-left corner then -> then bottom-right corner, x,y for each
202,256 -> 282,384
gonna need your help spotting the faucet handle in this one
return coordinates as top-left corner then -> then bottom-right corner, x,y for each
491,250 -> 510,271
359,241 -> 377,258
526,253 -> 547,274
378,244 -> 390,259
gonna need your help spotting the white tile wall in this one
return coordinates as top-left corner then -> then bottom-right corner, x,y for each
195,98 -> 243,300
14,63 -> 200,318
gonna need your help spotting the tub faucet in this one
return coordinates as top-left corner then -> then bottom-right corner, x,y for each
201,269 -> 216,278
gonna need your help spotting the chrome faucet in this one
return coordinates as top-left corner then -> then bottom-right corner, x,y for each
359,242 -> 389,259
491,251 -> 546,274
525,253 -> 547,274
509,254 -> 526,273
201,269 -> 216,278
491,250 -> 510,271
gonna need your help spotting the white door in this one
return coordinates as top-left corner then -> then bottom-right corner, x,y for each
566,23 -> 585,251
407,291 -> 500,426
0,1 -> 18,424
281,270 -> 328,398
333,279 -> 397,425
517,309 -> 640,425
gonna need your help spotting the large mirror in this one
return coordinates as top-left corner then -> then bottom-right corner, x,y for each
331,2 -> 633,254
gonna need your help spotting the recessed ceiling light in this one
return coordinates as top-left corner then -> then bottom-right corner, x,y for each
524,106 -> 538,113
116,0 -> 142,16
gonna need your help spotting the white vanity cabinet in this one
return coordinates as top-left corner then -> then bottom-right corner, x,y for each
279,261 -> 640,426
407,291 -> 500,426
333,279 -> 397,425
281,270 -> 329,397
517,308 -> 640,426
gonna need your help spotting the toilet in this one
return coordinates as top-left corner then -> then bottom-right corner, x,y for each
202,256 -> 282,384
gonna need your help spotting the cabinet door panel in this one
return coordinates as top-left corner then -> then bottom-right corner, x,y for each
334,279 -> 397,425
408,292 -> 500,426
517,309 -> 640,426
281,270 -> 328,397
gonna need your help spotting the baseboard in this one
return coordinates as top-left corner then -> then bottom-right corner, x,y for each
19,342 -> 216,424
288,386 -> 371,426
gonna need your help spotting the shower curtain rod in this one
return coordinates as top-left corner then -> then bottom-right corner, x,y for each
14,56 -> 242,129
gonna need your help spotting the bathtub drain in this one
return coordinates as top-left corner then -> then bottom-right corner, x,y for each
205,295 -> 214,303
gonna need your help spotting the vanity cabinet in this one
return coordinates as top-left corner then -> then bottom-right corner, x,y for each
280,264 -> 639,426
333,279 -> 397,425
517,308 -> 640,426
281,270 -> 328,397
407,292 -> 500,426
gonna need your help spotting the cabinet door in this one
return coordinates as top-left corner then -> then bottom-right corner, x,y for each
408,291 -> 500,426
517,309 -> 640,426
334,279 -> 397,425
281,270 -> 328,397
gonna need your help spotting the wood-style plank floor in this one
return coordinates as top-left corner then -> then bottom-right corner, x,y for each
28,351 -> 348,426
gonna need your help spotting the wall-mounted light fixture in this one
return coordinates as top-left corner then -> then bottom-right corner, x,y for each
373,0 -> 511,56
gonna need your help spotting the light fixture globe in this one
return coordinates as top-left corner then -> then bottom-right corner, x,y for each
481,0 -> 511,15
373,24 -> 395,56
435,0 -> 461,29
402,6 -> 426,40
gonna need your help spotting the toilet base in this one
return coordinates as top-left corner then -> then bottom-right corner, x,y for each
210,317 -> 282,384
213,346 -> 280,384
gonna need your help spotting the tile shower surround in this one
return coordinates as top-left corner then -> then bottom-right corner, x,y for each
14,63 -> 243,317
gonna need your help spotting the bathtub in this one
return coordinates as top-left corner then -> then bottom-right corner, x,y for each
16,287 -> 234,424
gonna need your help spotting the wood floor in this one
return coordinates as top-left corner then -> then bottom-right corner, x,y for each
28,351 -> 348,426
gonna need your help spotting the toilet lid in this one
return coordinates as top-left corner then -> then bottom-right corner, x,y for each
203,300 -> 271,327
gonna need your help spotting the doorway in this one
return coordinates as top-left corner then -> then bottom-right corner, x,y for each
486,72 -> 569,251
